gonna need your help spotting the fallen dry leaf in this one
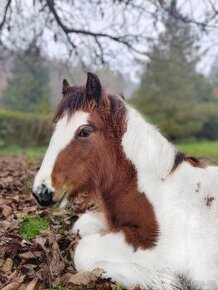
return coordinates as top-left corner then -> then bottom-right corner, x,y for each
1,282 -> 20,290
66,268 -> 105,288
49,241 -> 61,277
19,252 -> 36,259
129,285 -> 141,290
25,277 -> 39,290
2,258 -> 13,273
1,205 -> 13,218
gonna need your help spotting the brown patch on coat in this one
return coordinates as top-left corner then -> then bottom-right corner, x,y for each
51,84 -> 158,250
205,196 -> 215,207
185,156 -> 205,168
102,170 -> 158,250
170,151 -> 205,174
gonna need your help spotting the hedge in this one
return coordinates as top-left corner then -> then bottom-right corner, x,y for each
0,109 -> 51,146
197,116 -> 218,140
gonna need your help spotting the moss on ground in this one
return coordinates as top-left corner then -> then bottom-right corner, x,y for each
19,216 -> 49,239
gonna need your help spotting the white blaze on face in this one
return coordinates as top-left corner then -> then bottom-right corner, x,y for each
33,111 -> 89,196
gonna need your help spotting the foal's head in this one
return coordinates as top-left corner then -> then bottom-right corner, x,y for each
32,73 -> 127,207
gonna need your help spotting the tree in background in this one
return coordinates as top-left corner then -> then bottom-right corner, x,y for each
209,57 -> 218,88
198,56 -> 218,140
131,0 -> 217,140
2,46 -> 51,113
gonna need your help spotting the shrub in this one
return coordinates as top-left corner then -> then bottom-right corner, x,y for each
197,117 -> 218,140
0,109 -> 51,146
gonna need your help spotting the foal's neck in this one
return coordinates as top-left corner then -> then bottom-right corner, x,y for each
100,107 -> 175,249
122,107 -> 176,180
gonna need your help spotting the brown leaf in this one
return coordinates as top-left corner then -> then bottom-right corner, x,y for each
0,257 -> 4,267
66,268 -> 105,288
0,198 -> 7,206
34,237 -> 48,253
1,282 -> 20,290
5,271 -> 18,281
31,251 -> 42,257
2,258 -> 13,273
12,196 -> 20,203
92,268 -> 106,277
1,239 -> 21,258
1,176 -> 13,183
19,252 -> 36,259
60,272 -> 73,286
25,277 -> 39,290
49,241 -> 61,278
2,205 -> 13,218
129,285 -> 141,290
52,208 -> 68,216
20,263 -> 37,271
18,275 -> 26,283
18,285 -> 28,290
9,220 -> 20,231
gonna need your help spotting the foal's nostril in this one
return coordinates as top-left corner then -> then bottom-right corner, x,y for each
32,186 -> 54,207
41,187 -> 53,201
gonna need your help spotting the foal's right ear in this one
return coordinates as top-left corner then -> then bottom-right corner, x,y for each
62,79 -> 70,95
85,72 -> 102,106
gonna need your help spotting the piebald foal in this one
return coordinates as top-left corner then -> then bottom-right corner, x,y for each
33,73 -> 218,289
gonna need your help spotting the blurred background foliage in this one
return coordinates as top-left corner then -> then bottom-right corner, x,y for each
131,4 -> 218,140
2,49 -> 51,114
0,0 -> 218,153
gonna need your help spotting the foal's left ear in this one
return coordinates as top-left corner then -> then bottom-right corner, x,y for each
62,79 -> 70,95
86,72 -> 102,105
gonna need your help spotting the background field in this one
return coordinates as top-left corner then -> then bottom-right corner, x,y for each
177,141 -> 218,164
1,141 -> 218,164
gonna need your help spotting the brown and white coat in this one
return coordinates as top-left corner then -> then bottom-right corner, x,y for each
33,73 -> 218,290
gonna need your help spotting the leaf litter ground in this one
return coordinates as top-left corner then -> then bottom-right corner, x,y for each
0,157 -> 139,290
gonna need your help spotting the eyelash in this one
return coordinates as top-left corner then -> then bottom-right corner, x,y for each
77,126 -> 93,138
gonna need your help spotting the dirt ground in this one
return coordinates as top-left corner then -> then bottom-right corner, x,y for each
0,156 -> 129,290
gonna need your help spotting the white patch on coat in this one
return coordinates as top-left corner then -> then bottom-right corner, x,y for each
71,212 -> 107,237
32,111 -> 89,195
74,232 -> 185,289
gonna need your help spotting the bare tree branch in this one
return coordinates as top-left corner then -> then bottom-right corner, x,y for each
1,0 -> 218,69
0,0 -> 12,31
45,0 -> 145,54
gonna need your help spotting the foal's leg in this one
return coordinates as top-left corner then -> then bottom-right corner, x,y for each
73,232 -> 185,290
71,212 -> 106,237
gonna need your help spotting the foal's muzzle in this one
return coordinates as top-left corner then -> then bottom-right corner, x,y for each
32,185 -> 54,207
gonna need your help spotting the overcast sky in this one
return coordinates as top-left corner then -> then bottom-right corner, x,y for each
1,0 -> 218,81
45,0 -> 218,79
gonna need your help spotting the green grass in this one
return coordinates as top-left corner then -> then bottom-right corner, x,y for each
1,141 -> 218,164
19,216 -> 49,239
176,141 -> 218,164
0,144 -> 45,159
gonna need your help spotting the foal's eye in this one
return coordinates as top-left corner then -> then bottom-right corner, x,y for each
78,127 -> 92,138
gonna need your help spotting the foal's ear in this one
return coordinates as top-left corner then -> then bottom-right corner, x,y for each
62,79 -> 70,95
86,72 -> 102,105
